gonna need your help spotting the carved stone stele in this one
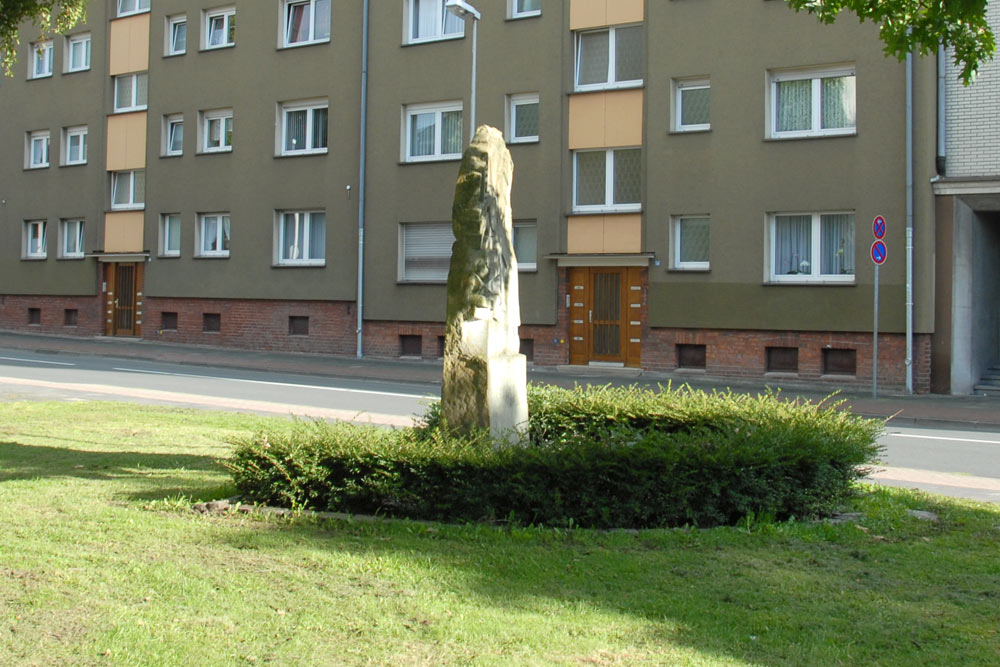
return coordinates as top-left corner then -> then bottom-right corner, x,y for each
441,126 -> 528,440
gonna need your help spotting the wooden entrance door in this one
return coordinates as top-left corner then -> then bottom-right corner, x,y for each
105,262 -> 144,336
568,267 -> 643,366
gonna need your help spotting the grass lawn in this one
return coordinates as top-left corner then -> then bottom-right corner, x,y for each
1,401 -> 998,666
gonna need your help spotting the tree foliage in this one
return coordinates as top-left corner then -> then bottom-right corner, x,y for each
788,0 -> 995,84
1,1 -> 86,76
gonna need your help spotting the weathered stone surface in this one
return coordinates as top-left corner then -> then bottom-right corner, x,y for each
441,126 -> 528,439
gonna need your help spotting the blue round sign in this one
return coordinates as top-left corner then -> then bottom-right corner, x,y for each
871,240 -> 887,265
873,215 -> 886,240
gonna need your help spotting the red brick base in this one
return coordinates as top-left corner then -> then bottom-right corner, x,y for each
0,294 -> 103,336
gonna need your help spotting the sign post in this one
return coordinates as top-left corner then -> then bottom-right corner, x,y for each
871,216 -> 887,399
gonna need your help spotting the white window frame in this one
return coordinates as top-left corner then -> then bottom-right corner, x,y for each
671,216 -> 710,271
768,212 -> 856,284
24,220 -> 47,259
509,0 -> 541,19
60,220 -> 85,259
64,126 -> 88,165
507,93 -> 539,144
117,0 -> 150,18
27,131 -> 50,169
403,101 -> 463,162
160,213 -> 182,257
572,148 -> 642,213
65,33 -> 91,72
768,65 -> 857,139
405,0 -> 465,45
399,222 -> 453,282
281,0 -> 331,48
279,100 -> 329,156
200,109 -> 233,153
166,15 -> 187,55
197,213 -> 231,257
30,40 -> 53,79
163,114 -> 184,156
574,25 -> 643,92
204,7 -> 236,50
111,170 -> 145,210
674,79 -> 710,132
114,73 -> 148,113
513,220 -> 537,271
275,211 -> 326,266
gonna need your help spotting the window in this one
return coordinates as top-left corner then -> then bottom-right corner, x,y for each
160,214 -> 181,256
575,25 -> 643,91
28,308 -> 42,325
573,148 -> 641,212
111,170 -> 145,210
29,40 -> 53,78
677,344 -> 707,370
118,0 -> 150,17
201,110 -> 233,153
61,220 -> 85,258
280,101 -> 328,155
204,7 -> 236,49
24,221 -> 47,259
163,115 -> 184,156
203,313 -> 221,332
167,16 -> 187,55
510,0 -> 541,19
404,102 -> 463,162
66,33 -> 91,72
513,221 -> 537,271
64,309 -> 78,327
64,126 -> 88,165
407,0 -> 464,43
822,348 -> 857,375
27,131 -> 50,168
197,213 -> 231,257
114,73 -> 148,112
508,94 -> 539,143
672,216 -> 710,270
161,312 -> 178,330
769,212 -> 855,283
766,347 -> 799,374
283,0 -> 330,47
288,316 -> 309,336
276,211 -> 326,265
770,66 -> 856,138
675,79 -> 710,132
400,222 -> 452,281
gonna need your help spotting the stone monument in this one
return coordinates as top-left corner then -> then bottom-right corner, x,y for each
441,125 -> 528,440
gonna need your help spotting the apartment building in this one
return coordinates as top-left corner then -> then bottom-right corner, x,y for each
1,0 -> 949,392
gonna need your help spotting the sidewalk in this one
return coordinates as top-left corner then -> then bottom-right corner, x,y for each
1,330 -> 997,430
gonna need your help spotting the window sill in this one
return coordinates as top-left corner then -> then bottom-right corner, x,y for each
61,162 -> 87,168
195,254 -> 230,259
115,10 -> 150,19
164,51 -> 186,58
509,137 -> 539,145
507,12 -> 541,20
518,265 -> 538,273
765,278 -> 855,286
573,81 -> 643,94
110,205 -> 145,212
113,107 -> 148,115
403,34 -> 464,47
279,38 -> 331,50
158,253 -> 181,259
21,256 -> 47,261
669,266 -> 710,273
401,156 -> 462,165
670,127 -> 711,135
765,131 -> 856,142
571,206 -> 642,215
25,165 -> 49,171
276,149 -> 328,159
27,74 -> 53,81
64,67 -> 91,74
201,44 -> 236,52
161,153 -> 182,159
57,256 -> 85,261
273,261 -> 326,268
199,148 -> 233,155
398,279 -> 447,285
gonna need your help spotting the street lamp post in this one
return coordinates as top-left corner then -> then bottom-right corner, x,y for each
445,0 -> 481,141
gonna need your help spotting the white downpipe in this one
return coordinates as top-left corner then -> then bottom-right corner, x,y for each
356,0 -> 370,359
906,50 -> 915,393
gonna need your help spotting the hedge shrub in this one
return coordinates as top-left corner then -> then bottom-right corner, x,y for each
226,384 -> 882,528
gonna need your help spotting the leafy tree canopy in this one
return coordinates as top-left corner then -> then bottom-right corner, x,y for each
1,1 -> 86,76
787,0 -> 995,84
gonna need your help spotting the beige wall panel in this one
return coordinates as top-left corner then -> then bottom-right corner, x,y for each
603,90 -> 644,147
570,0 -> 606,30
568,94 -> 606,149
569,91 -> 644,149
109,14 -> 150,75
606,0 -> 644,26
603,214 -> 642,253
567,216 -> 607,253
104,212 -> 145,252
106,113 -> 147,171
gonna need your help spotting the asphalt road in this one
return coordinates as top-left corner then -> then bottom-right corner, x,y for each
2,347 -> 998,503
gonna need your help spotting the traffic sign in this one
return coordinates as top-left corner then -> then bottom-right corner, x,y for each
871,240 -> 887,265
872,215 -> 886,239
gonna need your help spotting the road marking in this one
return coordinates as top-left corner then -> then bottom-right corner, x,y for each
882,432 -> 1000,446
0,356 -> 75,366
0,376 -> 415,427
111,367 -> 438,400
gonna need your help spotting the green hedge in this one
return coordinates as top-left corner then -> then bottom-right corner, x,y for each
226,384 -> 883,528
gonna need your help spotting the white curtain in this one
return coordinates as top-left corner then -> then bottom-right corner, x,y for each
440,110 -> 462,155
776,79 -> 811,132
285,110 -> 306,151
577,31 -> 609,86
409,112 -> 435,157
774,215 -> 812,275
820,214 -> 854,275
821,75 -> 856,130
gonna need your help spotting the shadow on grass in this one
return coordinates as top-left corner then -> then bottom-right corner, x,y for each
0,441 -> 223,490
220,492 -> 1000,665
